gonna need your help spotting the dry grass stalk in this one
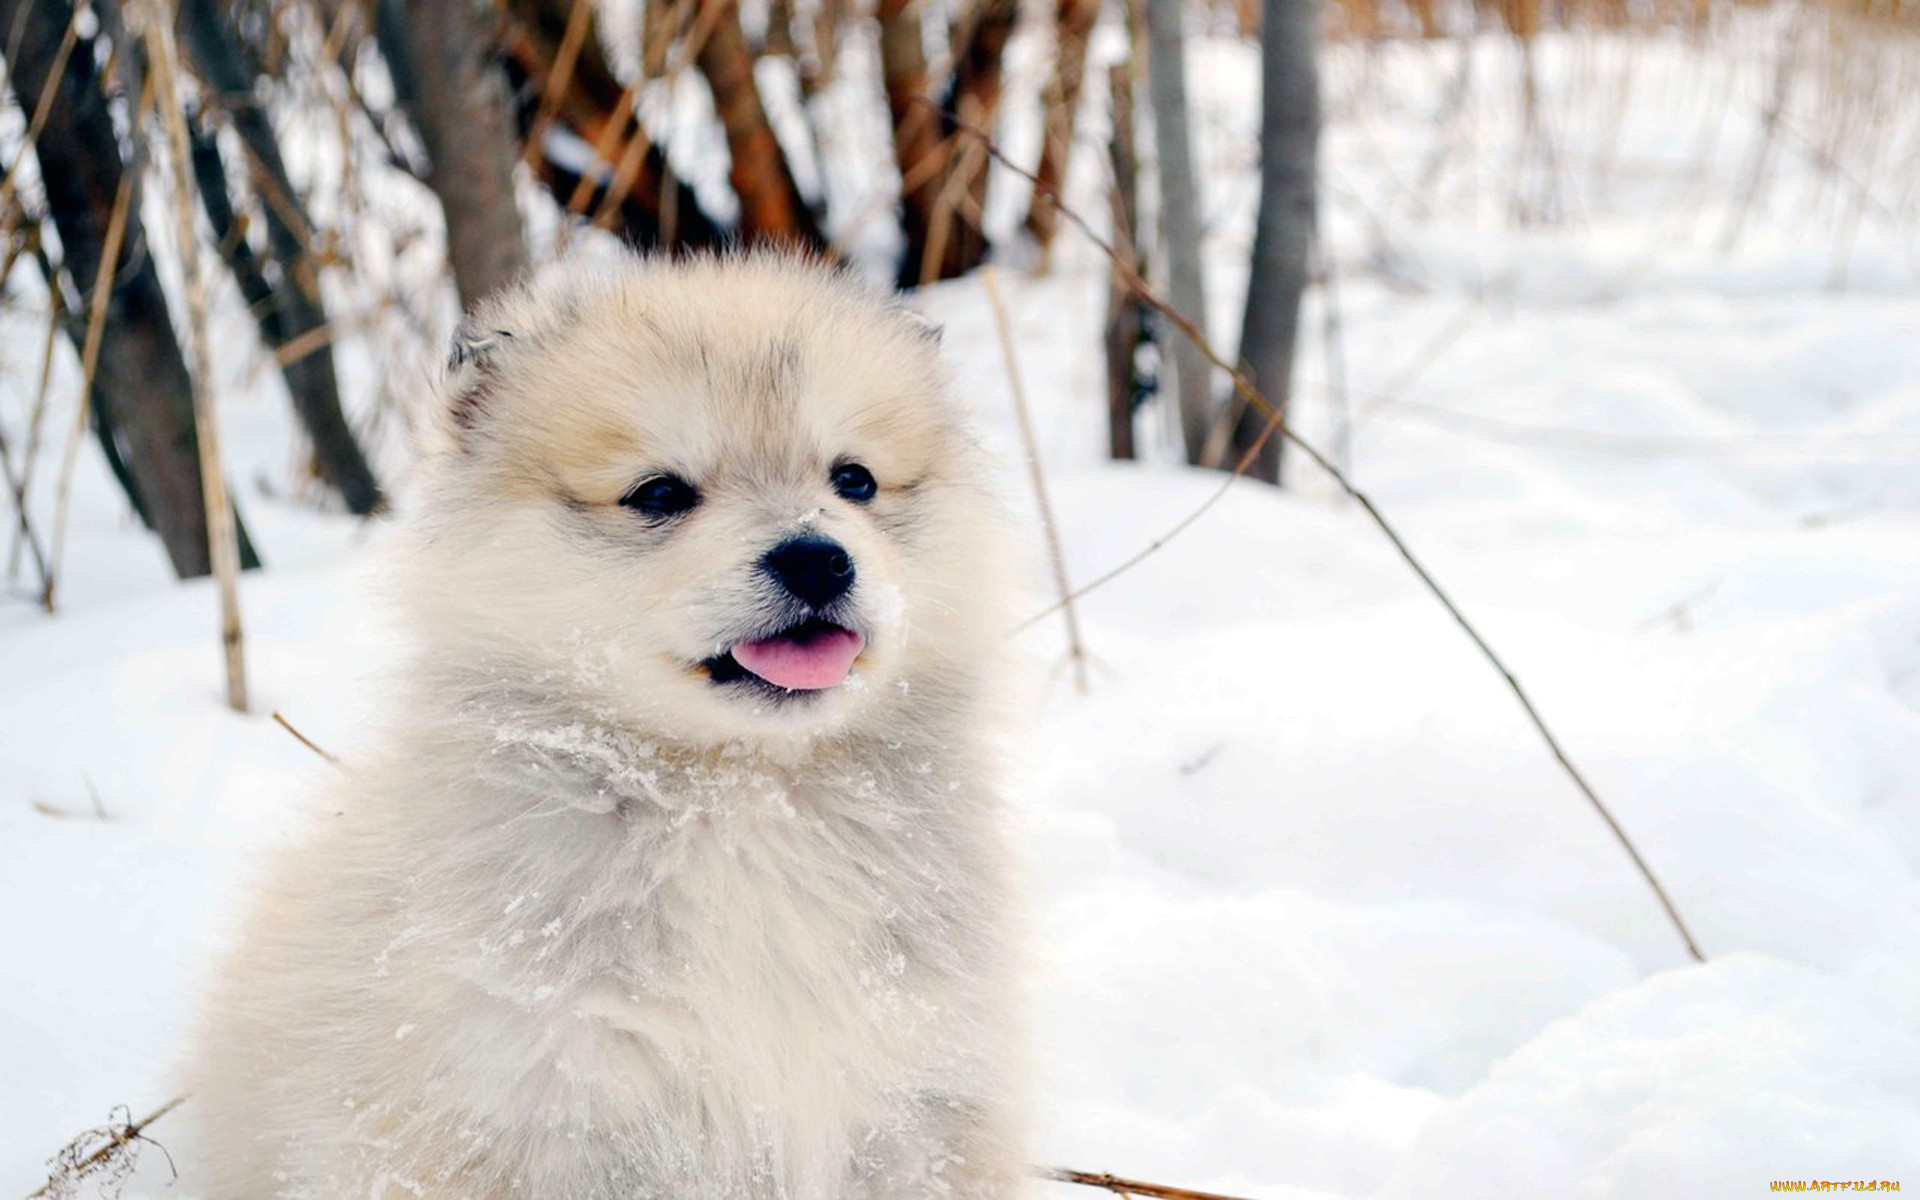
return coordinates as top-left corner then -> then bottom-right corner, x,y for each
583,0 -> 725,236
1026,0 -> 1102,255
563,71 -> 644,223
272,708 -> 341,765
918,127 -> 990,287
981,267 -> 1090,695
142,0 -> 249,713
1721,15 -> 1804,250
3,292 -> 60,603
0,421 -> 49,607
270,319 -> 343,370
0,0 -> 87,235
47,168 -> 136,612
1044,1166 -> 1260,1199
1312,237 -> 1353,478
28,1095 -> 186,1200
930,99 -> 1708,965
522,0 -> 598,177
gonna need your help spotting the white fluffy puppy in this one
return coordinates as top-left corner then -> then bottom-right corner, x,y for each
184,254 -> 1030,1198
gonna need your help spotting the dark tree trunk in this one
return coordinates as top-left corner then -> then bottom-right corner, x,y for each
180,0 -> 383,516
377,0 -> 530,308
88,395 -> 152,528
2,0 -> 259,577
1229,0 -> 1319,484
26,240 -> 154,532
693,0 -> 823,247
1103,65 -> 1147,462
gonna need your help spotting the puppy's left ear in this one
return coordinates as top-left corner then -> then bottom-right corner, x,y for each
894,306 -> 943,346
435,322 -> 518,449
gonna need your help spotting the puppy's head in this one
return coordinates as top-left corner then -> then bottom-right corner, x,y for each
398,253 -> 1010,745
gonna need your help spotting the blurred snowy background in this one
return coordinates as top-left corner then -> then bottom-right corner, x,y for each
4,0 -> 1920,1195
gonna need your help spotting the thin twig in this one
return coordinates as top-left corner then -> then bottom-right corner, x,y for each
1044,1166 -> 1259,1200
272,709 -> 341,765
48,167 -> 137,613
27,1094 -> 186,1200
1720,13 -> 1802,253
0,0 -> 89,243
521,0 -> 596,179
6,275 -> 63,600
580,0 -> 725,236
144,0 -> 249,713
270,319 -> 341,369
929,99 -> 1708,965
981,267 -> 1089,694
0,424 -> 50,608
1313,235 -> 1353,479
1011,411 -> 1282,638
1349,298 -> 1484,428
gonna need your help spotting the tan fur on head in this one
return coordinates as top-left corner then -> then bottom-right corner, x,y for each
182,252 -> 1033,1198
400,252 -> 1010,746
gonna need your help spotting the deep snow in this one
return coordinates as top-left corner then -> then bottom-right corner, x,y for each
6,14 -> 1920,1199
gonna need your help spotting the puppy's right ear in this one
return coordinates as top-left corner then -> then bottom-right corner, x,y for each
435,322 -> 517,449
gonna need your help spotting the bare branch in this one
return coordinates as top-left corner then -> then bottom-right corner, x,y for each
143,0 -> 249,713
272,709 -> 341,765
1044,1166 -> 1261,1200
47,169 -> 135,613
928,99 -> 1709,965
982,267 -> 1089,695
27,1095 -> 186,1200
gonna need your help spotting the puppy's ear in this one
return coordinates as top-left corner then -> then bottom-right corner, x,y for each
436,322 -> 518,449
894,306 -> 943,346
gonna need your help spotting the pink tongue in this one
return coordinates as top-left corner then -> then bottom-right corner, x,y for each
731,627 -> 865,691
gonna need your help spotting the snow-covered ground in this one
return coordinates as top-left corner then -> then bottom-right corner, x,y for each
7,16 -> 1920,1198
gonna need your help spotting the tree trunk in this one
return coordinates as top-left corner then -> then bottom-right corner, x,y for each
24,240 -> 154,534
893,0 -> 1020,287
181,0 -> 383,516
1021,0 -> 1098,253
1103,65 -> 1147,462
879,0 -> 938,262
1146,0 -> 1213,465
1228,0 -> 1319,485
694,0 -> 823,247
1025,0 -> 1100,252
378,0 -> 530,309
2,0 -> 259,578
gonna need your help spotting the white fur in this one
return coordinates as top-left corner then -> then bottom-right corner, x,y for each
182,254 -> 1031,1198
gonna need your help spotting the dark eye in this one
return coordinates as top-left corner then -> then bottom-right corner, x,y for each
831,463 -> 877,504
620,474 -> 699,517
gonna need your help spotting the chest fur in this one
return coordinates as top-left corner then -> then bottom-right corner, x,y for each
407,765 -> 984,1154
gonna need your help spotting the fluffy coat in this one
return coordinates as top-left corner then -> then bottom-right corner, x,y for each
182,255 -> 1031,1198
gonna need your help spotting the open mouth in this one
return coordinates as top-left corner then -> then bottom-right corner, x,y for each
702,618 -> 866,694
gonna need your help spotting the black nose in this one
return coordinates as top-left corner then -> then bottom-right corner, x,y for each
762,537 -> 855,609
